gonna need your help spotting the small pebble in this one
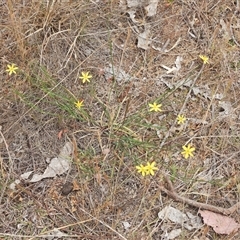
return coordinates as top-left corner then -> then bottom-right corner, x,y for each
61,182 -> 73,195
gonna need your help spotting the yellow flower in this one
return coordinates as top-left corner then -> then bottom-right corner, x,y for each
136,164 -> 148,176
75,100 -> 84,109
199,55 -> 209,64
79,71 -> 92,83
145,162 -> 159,175
177,115 -> 186,124
6,63 -> 18,75
181,144 -> 195,159
136,162 -> 158,176
149,102 -> 162,112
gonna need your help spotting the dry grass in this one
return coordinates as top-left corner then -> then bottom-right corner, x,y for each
0,0 -> 240,239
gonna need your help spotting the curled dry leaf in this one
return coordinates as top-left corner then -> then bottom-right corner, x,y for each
72,180 -> 80,191
168,229 -> 182,240
160,56 -> 183,74
145,0 -> 159,17
126,0 -> 146,8
104,63 -> 132,83
158,206 -> 202,231
137,28 -> 152,50
48,228 -> 68,239
11,150 -> 74,191
30,142 -> 73,182
199,210 -> 240,235
57,129 -> 67,139
122,221 -> 131,230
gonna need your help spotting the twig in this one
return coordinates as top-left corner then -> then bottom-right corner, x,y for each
159,174 -> 240,215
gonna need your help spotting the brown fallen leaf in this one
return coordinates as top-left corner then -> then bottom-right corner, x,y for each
72,180 -> 80,191
58,129 -> 68,139
199,210 -> 240,235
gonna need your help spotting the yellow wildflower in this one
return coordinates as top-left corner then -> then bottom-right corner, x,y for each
79,71 -> 92,83
199,55 -> 209,64
145,162 -> 159,175
136,164 -> 148,176
6,63 -> 18,75
177,115 -> 186,124
181,144 -> 195,159
136,162 -> 158,176
149,102 -> 162,112
75,100 -> 84,109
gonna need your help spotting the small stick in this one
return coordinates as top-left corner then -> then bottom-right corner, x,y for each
159,174 -> 240,215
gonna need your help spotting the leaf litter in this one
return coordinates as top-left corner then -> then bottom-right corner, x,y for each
29,141 -> 72,182
120,0 -> 159,50
10,142 -> 73,189
158,206 -> 203,239
199,210 -> 240,235
137,26 -> 152,50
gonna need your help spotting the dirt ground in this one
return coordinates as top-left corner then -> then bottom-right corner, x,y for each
0,0 -> 240,239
